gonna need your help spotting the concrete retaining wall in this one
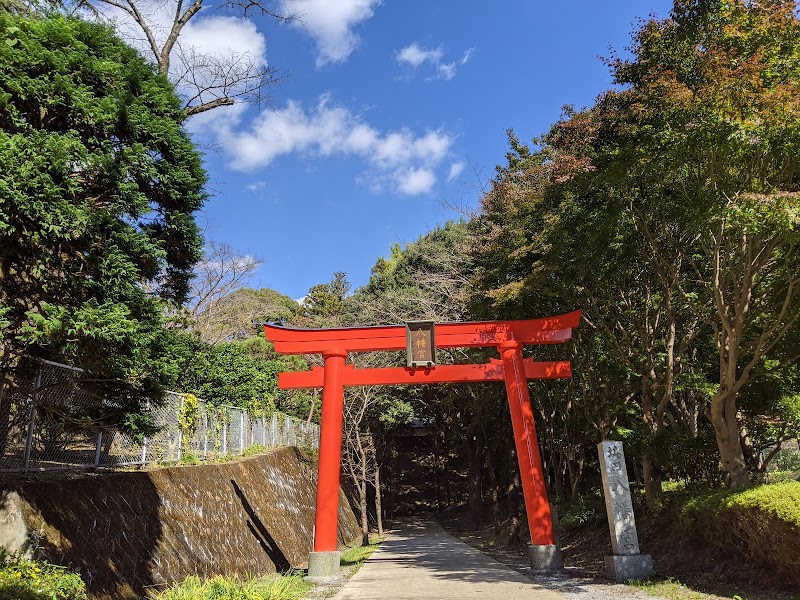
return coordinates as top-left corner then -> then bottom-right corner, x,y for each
0,447 -> 359,598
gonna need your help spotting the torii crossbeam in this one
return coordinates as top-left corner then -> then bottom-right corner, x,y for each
264,310 -> 580,579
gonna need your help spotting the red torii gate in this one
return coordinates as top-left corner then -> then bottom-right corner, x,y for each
264,310 -> 580,579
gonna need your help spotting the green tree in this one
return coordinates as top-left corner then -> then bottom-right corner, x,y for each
303,272 -> 351,323
344,223 -> 521,532
192,285 -> 301,344
473,0 -> 800,491
598,0 -> 800,490
181,336 -> 311,419
0,14 -> 206,434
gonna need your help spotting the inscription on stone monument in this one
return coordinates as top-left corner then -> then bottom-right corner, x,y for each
598,441 -> 652,581
598,441 -> 639,555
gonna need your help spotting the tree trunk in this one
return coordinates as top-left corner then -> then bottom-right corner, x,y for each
387,443 -> 396,519
641,373 -> 663,507
468,433 -> 483,525
710,390 -> 749,490
360,475 -> 369,546
0,376 -> 10,457
642,455 -> 662,508
506,470 -> 521,547
433,431 -> 442,512
487,455 -> 500,538
552,453 -> 564,501
0,354 -> 23,458
567,447 -> 584,501
99,429 -> 116,462
307,389 -> 317,423
374,461 -> 383,536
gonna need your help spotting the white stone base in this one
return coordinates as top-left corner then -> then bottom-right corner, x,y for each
305,551 -> 341,582
527,544 -> 563,573
604,554 -> 653,582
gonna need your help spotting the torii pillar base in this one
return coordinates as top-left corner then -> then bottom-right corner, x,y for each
528,544 -> 563,573
305,551 -> 342,583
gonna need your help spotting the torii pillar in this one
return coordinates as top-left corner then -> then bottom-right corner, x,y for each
265,310 -> 580,580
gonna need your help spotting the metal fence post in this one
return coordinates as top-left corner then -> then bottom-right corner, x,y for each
176,394 -> 184,462
222,409 -> 228,455
22,367 -> 42,472
94,431 -> 103,468
140,399 -> 151,465
285,415 -> 294,447
203,408 -> 208,459
240,411 -> 245,454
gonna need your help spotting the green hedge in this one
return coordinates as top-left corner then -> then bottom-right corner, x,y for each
680,481 -> 800,581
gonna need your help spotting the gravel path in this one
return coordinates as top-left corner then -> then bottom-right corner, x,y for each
436,528 -> 669,600
504,562 -> 664,600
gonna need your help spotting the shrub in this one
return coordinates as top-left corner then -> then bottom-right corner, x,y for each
242,444 -> 269,457
680,481 -> 800,582
179,393 -> 201,456
0,554 -> 87,600
179,451 -> 200,465
558,492 -> 606,528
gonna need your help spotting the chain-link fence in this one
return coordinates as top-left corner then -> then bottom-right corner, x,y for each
0,359 -> 319,473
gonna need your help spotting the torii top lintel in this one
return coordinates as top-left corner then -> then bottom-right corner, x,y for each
263,309 -> 581,355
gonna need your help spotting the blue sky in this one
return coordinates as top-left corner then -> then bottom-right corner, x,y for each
176,1 -> 675,300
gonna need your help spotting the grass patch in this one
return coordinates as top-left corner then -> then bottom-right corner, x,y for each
0,553 -> 87,600
631,578 -> 744,600
630,577 -> 785,600
631,578 -> 713,600
179,452 -> 200,465
340,535 -> 385,569
148,573 -> 310,600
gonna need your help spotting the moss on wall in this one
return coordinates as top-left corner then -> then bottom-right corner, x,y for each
0,447 -> 359,599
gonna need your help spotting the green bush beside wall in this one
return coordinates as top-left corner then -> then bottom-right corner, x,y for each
680,481 -> 800,581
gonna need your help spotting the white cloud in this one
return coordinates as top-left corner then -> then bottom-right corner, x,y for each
203,95 -> 453,195
187,101 -> 249,143
245,181 -> 267,192
181,16 -> 266,65
395,168 -> 436,196
396,43 -> 475,81
447,162 -> 465,182
287,0 -> 381,67
396,44 -> 444,69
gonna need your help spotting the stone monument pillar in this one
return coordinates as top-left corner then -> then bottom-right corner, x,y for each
597,441 -> 653,582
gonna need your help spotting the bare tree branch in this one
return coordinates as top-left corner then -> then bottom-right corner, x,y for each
75,0 -> 294,116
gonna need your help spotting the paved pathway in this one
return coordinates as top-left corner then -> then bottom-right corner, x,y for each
334,520 -> 566,600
